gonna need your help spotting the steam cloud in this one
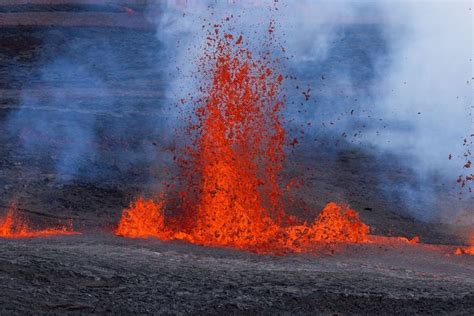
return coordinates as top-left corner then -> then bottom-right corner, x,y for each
367,1 -> 473,223
7,19 -> 166,185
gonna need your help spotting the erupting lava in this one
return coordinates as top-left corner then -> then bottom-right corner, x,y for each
116,22 -> 370,253
455,234 -> 474,256
116,198 -> 369,253
0,204 -> 77,238
116,197 -> 166,239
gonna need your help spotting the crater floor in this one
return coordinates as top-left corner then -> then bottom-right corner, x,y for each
0,234 -> 472,314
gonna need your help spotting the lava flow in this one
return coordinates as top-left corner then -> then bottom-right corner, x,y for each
455,234 -> 474,256
0,204 -> 77,238
116,24 -> 370,253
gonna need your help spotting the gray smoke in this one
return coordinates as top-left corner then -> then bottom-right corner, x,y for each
6,16 -> 167,185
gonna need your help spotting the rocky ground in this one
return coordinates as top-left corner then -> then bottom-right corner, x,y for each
0,234 -> 473,314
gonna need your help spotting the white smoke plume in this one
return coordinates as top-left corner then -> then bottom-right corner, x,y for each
367,0 -> 473,223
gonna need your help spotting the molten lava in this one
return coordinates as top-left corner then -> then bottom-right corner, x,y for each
115,197 -> 168,239
116,197 -> 369,253
116,24 -> 370,254
0,204 -> 77,238
179,28 -> 287,251
455,234 -> 474,256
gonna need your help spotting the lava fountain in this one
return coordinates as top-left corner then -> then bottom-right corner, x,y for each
0,203 -> 78,238
455,233 -> 474,256
116,22 -> 369,253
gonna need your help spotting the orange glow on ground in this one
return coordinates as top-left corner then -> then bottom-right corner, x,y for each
0,204 -> 78,238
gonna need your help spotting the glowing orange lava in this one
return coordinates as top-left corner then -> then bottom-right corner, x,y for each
115,196 -> 169,239
116,24 -> 370,254
455,234 -> 474,256
116,197 -> 369,253
0,204 -> 77,238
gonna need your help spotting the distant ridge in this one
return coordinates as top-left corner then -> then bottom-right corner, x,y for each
0,0 -> 148,7
0,0 -> 152,29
